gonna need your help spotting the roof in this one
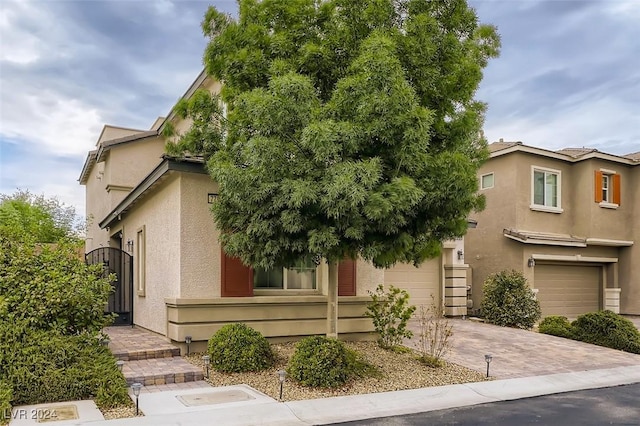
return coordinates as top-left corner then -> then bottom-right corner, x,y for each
99,156 -> 206,229
488,141 -> 639,166
78,150 -> 98,184
503,228 -> 587,247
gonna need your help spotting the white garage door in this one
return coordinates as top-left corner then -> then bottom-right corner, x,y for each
535,264 -> 601,317
384,261 -> 440,309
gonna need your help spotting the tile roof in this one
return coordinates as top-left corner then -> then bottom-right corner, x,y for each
555,147 -> 599,158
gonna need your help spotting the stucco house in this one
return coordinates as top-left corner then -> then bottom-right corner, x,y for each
79,71 -> 470,348
466,141 -> 640,318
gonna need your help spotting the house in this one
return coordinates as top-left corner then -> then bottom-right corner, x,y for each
79,71 -> 470,349
466,141 -> 640,318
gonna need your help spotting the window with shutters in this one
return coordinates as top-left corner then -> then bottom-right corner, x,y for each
594,169 -> 621,208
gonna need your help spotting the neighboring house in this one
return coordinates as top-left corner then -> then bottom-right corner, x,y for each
466,141 -> 640,318
79,71 -> 469,347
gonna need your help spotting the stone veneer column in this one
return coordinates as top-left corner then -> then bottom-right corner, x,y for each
444,264 -> 469,316
604,288 -> 621,313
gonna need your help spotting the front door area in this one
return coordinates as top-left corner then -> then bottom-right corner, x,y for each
86,247 -> 134,325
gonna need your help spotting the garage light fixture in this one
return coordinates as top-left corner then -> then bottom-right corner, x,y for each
528,257 -> 535,268
457,250 -> 464,260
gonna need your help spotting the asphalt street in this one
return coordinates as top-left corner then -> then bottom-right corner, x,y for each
334,383 -> 640,425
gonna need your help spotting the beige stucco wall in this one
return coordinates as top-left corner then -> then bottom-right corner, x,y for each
119,174 -> 182,335
102,136 -> 165,190
178,173 -> 221,298
171,78 -> 223,136
356,260 -> 384,296
97,125 -> 142,145
619,165 -> 640,314
85,161 -> 110,251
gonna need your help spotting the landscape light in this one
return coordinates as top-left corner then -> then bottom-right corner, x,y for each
485,354 -> 493,378
277,370 -> 287,401
185,336 -> 192,355
131,383 -> 142,415
203,355 -> 210,380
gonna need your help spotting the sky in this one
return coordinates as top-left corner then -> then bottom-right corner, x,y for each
1,0 -> 639,219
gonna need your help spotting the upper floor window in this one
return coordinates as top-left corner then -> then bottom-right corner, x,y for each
480,173 -> 494,190
531,166 -> 562,213
594,169 -> 620,207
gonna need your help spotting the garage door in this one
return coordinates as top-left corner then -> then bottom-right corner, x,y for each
384,261 -> 440,309
534,264 -> 601,317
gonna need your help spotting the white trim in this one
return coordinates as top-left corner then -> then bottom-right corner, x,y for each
531,165 -> 562,211
529,205 -> 564,214
600,167 -> 617,174
586,238 -> 634,247
480,172 -> 494,190
531,254 -> 618,263
598,201 -> 619,209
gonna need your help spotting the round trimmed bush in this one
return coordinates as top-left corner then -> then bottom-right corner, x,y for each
288,336 -> 356,388
571,311 -> 640,354
480,270 -> 541,329
539,316 -> 573,338
207,323 -> 274,373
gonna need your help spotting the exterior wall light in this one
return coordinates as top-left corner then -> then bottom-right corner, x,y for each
185,335 -> 192,355
131,383 -> 142,415
277,370 -> 287,401
457,250 -> 464,260
528,257 -> 535,268
485,354 -> 493,378
126,239 -> 134,253
203,355 -> 210,379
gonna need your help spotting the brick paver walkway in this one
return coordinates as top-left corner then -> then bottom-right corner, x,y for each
406,318 -> 640,379
104,326 -> 206,389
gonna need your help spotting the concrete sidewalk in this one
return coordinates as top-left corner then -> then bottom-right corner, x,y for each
13,364 -> 640,426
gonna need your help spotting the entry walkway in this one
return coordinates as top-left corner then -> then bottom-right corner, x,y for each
406,318 -> 640,379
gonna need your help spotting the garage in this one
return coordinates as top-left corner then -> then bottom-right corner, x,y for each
384,261 -> 441,309
534,264 -> 602,317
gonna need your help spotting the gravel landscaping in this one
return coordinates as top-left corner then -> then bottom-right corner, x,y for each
185,341 -> 488,401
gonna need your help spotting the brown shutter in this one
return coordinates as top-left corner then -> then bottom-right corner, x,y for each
612,173 -> 621,205
594,170 -> 603,203
338,259 -> 357,296
221,249 -> 253,297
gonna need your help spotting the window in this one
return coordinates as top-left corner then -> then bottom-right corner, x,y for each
254,259 -> 317,290
136,226 -> 145,296
531,167 -> 562,212
594,170 -> 621,207
480,173 -> 494,190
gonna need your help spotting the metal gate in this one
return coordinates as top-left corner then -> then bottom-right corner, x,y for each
86,247 -> 133,326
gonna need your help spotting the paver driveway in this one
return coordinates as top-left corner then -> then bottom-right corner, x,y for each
406,318 -> 640,379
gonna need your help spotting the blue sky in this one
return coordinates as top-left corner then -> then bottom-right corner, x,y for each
1,0 -> 639,218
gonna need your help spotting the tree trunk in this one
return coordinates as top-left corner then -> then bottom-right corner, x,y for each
326,261 -> 339,338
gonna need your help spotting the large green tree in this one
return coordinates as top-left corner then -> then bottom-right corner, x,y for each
168,1 -> 499,334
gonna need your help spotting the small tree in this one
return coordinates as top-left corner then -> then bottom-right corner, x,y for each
414,298 -> 453,367
481,270 -> 541,329
365,284 -> 416,349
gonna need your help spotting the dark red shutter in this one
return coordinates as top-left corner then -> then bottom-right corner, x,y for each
221,249 -> 253,297
338,259 -> 357,296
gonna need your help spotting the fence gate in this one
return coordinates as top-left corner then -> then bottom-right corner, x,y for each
86,247 -> 133,326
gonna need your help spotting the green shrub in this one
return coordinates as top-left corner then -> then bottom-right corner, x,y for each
0,236 -> 114,335
0,325 -> 129,409
208,323 -> 274,373
539,316 -> 574,338
288,336 -> 362,388
0,381 -> 12,426
480,270 -> 541,329
571,311 -> 640,354
365,284 -> 416,349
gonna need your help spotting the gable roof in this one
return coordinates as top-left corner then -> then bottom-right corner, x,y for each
99,156 -> 206,229
488,141 -> 639,166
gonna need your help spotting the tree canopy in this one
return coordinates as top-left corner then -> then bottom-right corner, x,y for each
0,189 -> 81,243
167,0 -> 500,269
